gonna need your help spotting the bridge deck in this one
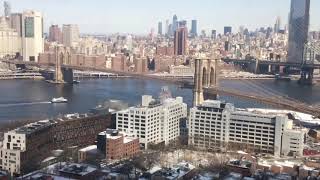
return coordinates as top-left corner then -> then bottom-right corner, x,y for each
3,59 -> 320,117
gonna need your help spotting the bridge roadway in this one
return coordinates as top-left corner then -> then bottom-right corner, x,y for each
205,87 -> 320,117
222,58 -> 320,68
3,59 -> 320,117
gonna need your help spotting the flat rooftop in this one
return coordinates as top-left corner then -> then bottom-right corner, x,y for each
59,163 -> 97,176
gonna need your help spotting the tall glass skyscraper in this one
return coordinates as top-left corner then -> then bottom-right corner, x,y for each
191,20 -> 197,37
287,0 -> 310,63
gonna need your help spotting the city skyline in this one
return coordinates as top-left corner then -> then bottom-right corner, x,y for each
4,0 -> 320,34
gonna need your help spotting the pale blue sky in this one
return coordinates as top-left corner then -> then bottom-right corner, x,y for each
4,0 -> 320,34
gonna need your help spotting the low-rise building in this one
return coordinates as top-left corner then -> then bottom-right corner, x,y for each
97,129 -> 140,160
188,100 -> 306,157
0,114 -> 112,176
117,95 -> 187,149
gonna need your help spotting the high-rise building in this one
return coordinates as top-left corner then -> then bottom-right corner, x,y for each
3,1 -> 11,17
211,30 -> 217,40
172,15 -> 178,34
10,13 -> 22,37
158,21 -> 163,35
224,26 -> 232,35
287,0 -> 310,63
21,10 -> 44,62
116,95 -> 187,149
62,24 -> 79,47
0,16 -> 21,58
174,26 -> 188,56
191,20 -> 197,37
188,100 -> 306,157
165,19 -> 169,36
274,16 -> 281,33
49,25 -> 62,43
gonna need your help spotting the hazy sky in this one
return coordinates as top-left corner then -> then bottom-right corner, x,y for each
4,0 -> 320,34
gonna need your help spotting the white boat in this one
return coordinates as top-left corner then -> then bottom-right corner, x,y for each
51,97 -> 68,103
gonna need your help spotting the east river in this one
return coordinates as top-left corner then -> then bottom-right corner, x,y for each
1,78 -> 320,122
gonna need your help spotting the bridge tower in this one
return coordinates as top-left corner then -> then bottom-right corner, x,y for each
299,42 -> 316,85
193,58 -> 218,106
54,46 -> 64,83
54,46 -> 72,83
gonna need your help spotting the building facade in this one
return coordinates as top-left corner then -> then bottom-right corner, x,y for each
21,10 -> 44,62
117,95 -> 187,149
188,100 -> 306,157
49,25 -> 62,43
97,129 -> 140,160
287,0 -> 310,63
0,16 -> 21,58
62,24 -> 79,47
0,114 -> 112,176
174,26 -> 188,56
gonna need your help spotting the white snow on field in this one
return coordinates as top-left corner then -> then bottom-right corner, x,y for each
246,108 -> 320,126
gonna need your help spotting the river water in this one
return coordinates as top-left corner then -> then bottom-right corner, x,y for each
0,78 -> 320,122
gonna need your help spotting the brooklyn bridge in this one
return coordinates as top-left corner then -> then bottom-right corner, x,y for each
1,53 -> 320,117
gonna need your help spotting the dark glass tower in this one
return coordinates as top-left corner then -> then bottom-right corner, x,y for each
191,20 -> 197,37
287,0 -> 310,63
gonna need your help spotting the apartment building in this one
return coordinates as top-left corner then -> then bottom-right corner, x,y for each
188,100 -> 306,157
97,129 -> 140,160
117,95 -> 187,149
0,113 -> 112,176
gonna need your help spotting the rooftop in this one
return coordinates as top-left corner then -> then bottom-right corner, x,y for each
59,163 -> 97,176
13,119 -> 56,135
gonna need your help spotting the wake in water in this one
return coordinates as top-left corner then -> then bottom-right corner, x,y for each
0,101 -> 52,108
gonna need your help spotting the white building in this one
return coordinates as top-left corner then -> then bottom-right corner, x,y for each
62,24 -> 79,47
21,10 -> 44,62
0,16 -> 21,58
0,120 -> 54,176
188,100 -> 306,157
117,95 -> 187,149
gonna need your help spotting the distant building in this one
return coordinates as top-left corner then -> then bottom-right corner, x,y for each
224,26 -> 232,35
3,1 -> 11,17
190,20 -> 197,37
211,30 -> 217,40
158,22 -> 162,35
117,95 -> 187,149
188,100 -> 306,157
172,15 -> 178,35
49,25 -> 62,43
174,26 -> 188,56
22,10 -> 44,62
9,13 -> 23,37
0,16 -> 21,58
287,0 -> 310,63
274,16 -> 281,33
62,24 -> 79,47
97,129 -> 140,160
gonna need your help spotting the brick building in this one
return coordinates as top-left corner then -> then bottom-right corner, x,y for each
97,129 -> 140,160
0,113 -> 112,176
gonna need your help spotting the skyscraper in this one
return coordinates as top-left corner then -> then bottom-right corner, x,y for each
191,20 -> 197,37
22,10 -> 44,62
158,22 -> 162,35
211,30 -> 216,40
3,1 -> 11,17
172,15 -> 178,34
174,25 -> 188,56
274,16 -> 281,33
49,25 -> 62,43
62,24 -> 79,47
165,19 -> 169,36
224,26 -> 232,35
287,0 -> 310,63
